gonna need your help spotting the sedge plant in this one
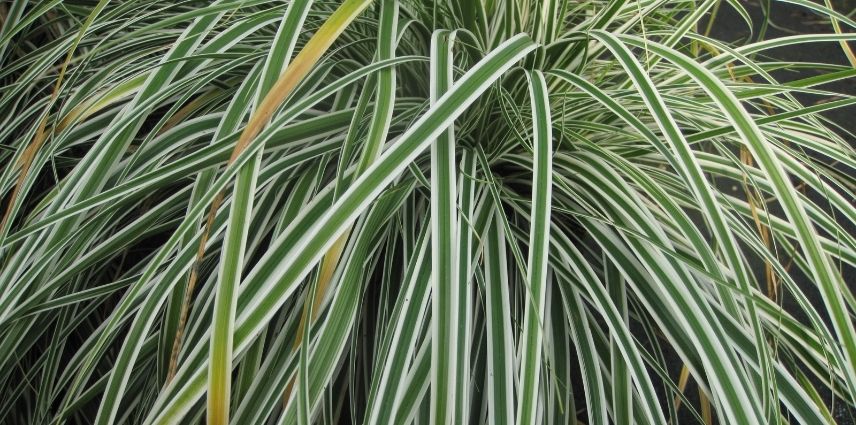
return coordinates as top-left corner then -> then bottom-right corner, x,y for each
0,0 -> 855,424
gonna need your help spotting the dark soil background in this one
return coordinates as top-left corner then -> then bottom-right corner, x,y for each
708,0 -> 855,124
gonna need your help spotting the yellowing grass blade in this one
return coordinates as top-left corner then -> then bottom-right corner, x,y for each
205,1 -> 373,424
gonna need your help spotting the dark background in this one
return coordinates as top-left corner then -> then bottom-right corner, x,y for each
708,0 -> 855,124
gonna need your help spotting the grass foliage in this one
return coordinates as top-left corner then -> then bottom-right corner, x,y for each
0,0 -> 855,423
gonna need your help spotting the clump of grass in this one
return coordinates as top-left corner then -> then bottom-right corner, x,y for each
0,0 -> 854,424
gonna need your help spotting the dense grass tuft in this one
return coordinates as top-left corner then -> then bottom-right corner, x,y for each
0,0 -> 854,423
